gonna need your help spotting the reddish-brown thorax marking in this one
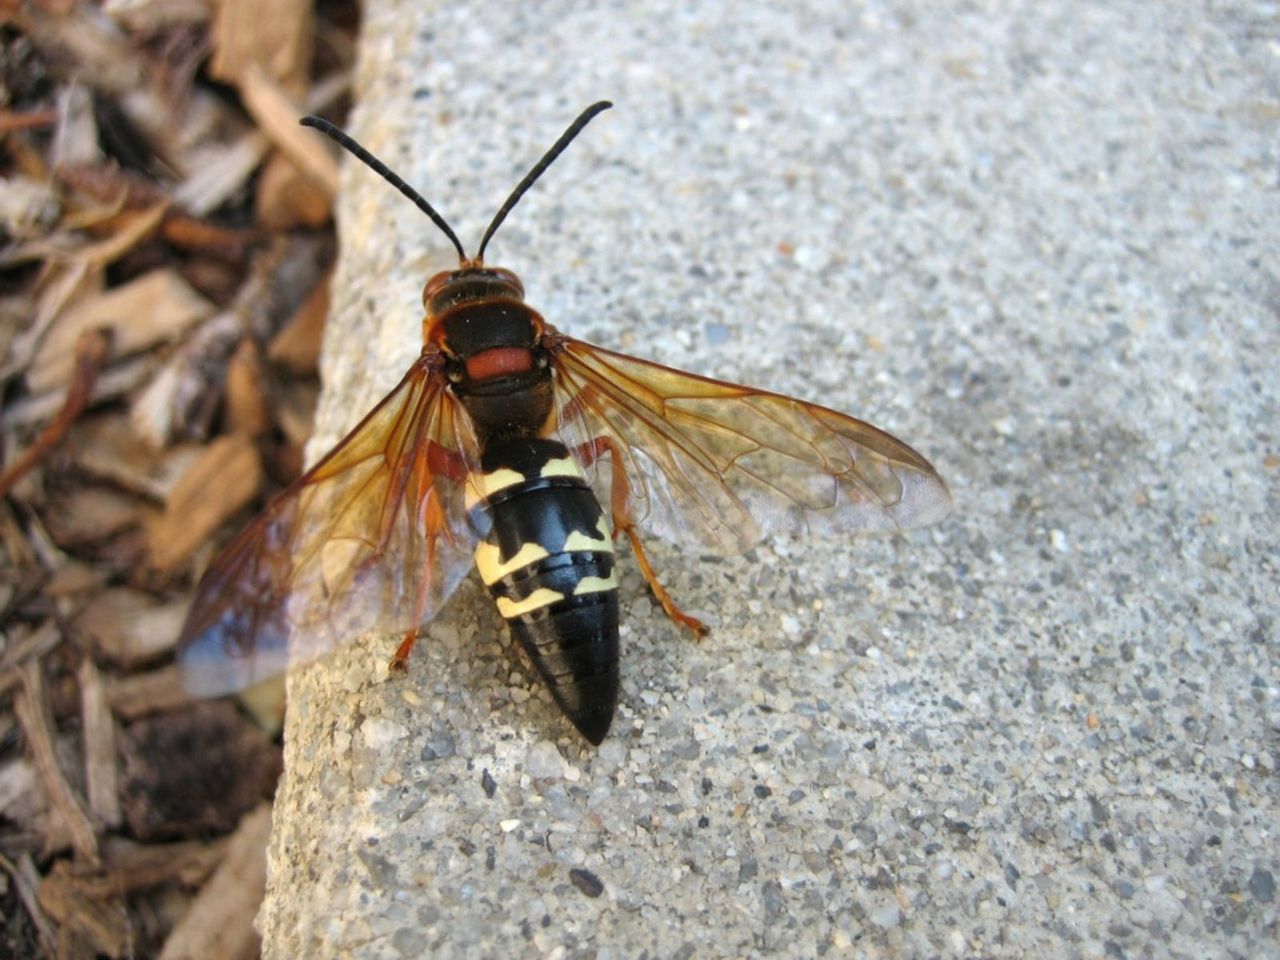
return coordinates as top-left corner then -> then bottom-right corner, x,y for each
466,346 -> 534,380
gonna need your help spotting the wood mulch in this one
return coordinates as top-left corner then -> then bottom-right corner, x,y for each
1,2 -> 359,956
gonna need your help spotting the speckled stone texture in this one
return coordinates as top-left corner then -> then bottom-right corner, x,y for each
259,2 -> 1277,957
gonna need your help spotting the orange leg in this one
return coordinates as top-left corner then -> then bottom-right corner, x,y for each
389,475 -> 450,674
388,535 -> 433,673
624,526 -> 708,640
575,436 -> 708,641
389,631 -> 418,674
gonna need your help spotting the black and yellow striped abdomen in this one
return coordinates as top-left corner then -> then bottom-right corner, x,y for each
467,438 -> 619,743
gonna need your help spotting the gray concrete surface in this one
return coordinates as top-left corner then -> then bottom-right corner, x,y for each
259,2 -> 1278,957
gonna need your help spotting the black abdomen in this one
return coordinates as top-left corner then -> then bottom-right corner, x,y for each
469,438 -> 619,744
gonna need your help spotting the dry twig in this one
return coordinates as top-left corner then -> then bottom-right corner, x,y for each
0,328 -> 111,498
78,656 -> 122,829
0,850 -> 58,959
13,659 -> 100,862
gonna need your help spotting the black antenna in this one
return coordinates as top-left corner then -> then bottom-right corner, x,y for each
300,115 -> 467,261
475,100 -> 613,262
300,102 -> 612,265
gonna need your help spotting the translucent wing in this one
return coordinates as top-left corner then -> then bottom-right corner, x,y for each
177,354 -> 480,695
550,335 -> 951,553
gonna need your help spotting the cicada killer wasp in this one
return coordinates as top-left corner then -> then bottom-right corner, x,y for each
177,102 -> 952,744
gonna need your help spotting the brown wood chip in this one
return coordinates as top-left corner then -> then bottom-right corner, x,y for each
274,379 -> 318,450
75,587 -> 189,666
173,131 -> 272,218
148,433 -> 263,572
223,338 -> 270,438
267,270 -> 329,375
160,214 -> 258,261
255,149 -> 332,230
106,664 -> 193,720
44,560 -> 105,598
158,803 -> 272,960
28,268 -> 214,393
0,107 -> 59,133
75,201 -> 171,267
99,835 -> 227,893
2,259 -> 94,383
8,200 -> 170,272
209,0 -> 313,94
3,353 -> 157,430
240,63 -> 338,196
13,660 -> 100,861
16,3 -> 144,95
36,859 -> 129,958
0,4 -> 363,953
104,0 -> 213,33
5,852 -> 57,958
0,327 -> 111,499
68,413 -> 205,501
0,754 -> 50,835
52,80 -> 100,168
128,310 -> 242,449
44,486 -> 148,548
78,657 -> 122,829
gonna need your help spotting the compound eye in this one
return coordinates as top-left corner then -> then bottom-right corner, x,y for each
446,361 -> 464,384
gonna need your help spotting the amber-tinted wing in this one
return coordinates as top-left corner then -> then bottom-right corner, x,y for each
177,355 -> 480,696
550,336 -> 951,553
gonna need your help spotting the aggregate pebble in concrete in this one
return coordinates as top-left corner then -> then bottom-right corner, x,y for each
259,2 -> 1278,957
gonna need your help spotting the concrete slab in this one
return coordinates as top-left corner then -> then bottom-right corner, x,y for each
259,2 -> 1278,956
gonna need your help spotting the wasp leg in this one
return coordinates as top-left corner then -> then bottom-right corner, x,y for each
389,631 -> 418,673
388,535 -> 434,674
388,451 -> 458,674
575,436 -> 708,641
624,526 -> 709,640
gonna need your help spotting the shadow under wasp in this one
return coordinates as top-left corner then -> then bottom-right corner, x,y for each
177,102 -> 952,744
